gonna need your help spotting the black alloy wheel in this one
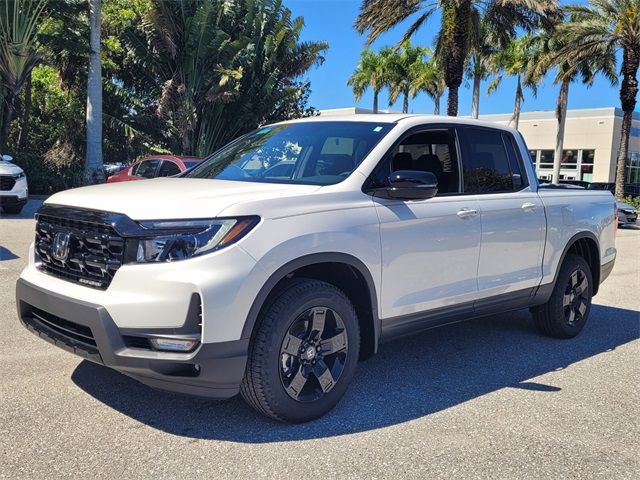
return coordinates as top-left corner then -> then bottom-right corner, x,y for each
279,306 -> 348,402
240,278 -> 360,423
533,254 -> 593,339
563,268 -> 589,327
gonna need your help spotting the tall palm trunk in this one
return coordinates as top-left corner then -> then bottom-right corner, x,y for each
18,72 -> 32,149
614,46 -> 639,199
433,93 -> 441,115
443,1 -> 471,116
373,89 -> 379,113
403,89 -> 409,113
552,78 -> 570,184
84,0 -> 104,184
471,71 -> 481,119
0,92 -> 14,150
510,74 -> 523,130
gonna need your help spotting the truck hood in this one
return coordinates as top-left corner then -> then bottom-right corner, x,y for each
0,160 -> 23,175
45,177 -> 321,220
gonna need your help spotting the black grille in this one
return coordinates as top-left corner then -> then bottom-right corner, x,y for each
0,175 -> 16,191
35,212 -> 125,289
31,307 -> 97,346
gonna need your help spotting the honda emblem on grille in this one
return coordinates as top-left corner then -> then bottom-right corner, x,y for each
51,231 -> 72,262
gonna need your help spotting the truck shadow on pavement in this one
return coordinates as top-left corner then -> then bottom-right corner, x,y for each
72,304 -> 639,443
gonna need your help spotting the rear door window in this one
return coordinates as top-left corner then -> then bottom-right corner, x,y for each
157,160 -> 181,177
458,127 -> 522,193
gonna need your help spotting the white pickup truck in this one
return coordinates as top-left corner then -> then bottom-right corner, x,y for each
16,115 -> 617,423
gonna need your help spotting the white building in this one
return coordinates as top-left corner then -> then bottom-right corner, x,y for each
320,106 -> 640,187
478,107 -> 640,185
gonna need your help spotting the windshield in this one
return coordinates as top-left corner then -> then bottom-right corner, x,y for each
183,160 -> 201,169
186,121 -> 394,185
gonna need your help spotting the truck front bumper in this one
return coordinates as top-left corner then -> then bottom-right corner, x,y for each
16,278 -> 248,399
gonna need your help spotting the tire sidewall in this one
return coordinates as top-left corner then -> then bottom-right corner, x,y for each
255,281 -> 360,422
550,255 -> 593,337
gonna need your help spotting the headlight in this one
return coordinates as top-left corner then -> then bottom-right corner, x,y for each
129,216 -> 259,263
13,172 -> 25,180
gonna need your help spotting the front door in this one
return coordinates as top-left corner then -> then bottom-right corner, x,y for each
373,128 -> 482,320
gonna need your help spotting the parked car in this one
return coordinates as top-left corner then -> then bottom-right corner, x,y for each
103,162 -> 127,177
106,155 -> 201,183
0,154 -> 28,215
16,115 -> 617,423
617,201 -> 638,226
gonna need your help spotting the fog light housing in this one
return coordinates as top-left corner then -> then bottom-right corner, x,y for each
149,337 -> 199,352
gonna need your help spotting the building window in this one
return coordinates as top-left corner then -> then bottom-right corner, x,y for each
626,152 -> 640,185
539,150 -> 554,169
561,150 -> 577,169
581,149 -> 595,181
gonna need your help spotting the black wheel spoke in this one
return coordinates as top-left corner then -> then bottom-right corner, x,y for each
310,308 -> 326,337
319,330 -> 347,355
282,333 -> 303,356
575,276 -> 588,296
570,271 -> 578,288
567,306 -> 576,325
286,369 -> 308,399
313,360 -> 335,393
577,299 -> 587,317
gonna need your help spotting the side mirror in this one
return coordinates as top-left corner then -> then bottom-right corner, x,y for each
1,154 -> 13,162
374,170 -> 438,200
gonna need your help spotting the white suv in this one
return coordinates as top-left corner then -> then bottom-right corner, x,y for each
16,115 -> 616,422
0,154 -> 28,214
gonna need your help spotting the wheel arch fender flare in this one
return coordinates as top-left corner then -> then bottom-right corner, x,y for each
546,230 -> 601,297
241,252 -> 380,351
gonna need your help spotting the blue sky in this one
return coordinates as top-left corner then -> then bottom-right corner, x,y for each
284,0 -> 623,115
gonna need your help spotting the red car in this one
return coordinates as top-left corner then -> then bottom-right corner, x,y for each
106,155 -> 201,183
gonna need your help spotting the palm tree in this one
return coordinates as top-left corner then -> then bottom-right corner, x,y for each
84,0 -> 103,184
488,36 -> 538,130
355,0 -> 557,116
0,0 -> 47,150
129,0 -> 327,155
347,48 -> 392,113
387,41 -> 428,113
467,19 -> 496,118
409,53 -> 445,115
529,25 -> 618,184
553,0 -> 640,198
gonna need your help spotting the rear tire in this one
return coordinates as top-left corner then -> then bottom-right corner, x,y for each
240,279 -> 360,423
532,254 -> 593,339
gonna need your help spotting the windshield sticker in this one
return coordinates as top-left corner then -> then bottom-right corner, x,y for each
373,126 -> 383,132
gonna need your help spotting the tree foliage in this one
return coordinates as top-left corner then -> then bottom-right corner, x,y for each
0,0 -> 326,192
355,0 -> 558,116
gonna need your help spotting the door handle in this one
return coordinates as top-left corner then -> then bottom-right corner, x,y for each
522,202 -> 537,211
457,208 -> 479,219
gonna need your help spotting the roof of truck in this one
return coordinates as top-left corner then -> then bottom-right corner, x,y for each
276,114 -> 518,133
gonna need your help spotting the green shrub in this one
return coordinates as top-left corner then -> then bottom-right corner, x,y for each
12,151 -> 83,196
621,195 -> 640,210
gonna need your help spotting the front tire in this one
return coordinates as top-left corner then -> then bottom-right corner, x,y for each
532,254 -> 593,339
240,279 -> 360,423
2,204 -> 23,214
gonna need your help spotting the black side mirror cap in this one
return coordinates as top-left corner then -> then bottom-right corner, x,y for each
372,170 -> 438,200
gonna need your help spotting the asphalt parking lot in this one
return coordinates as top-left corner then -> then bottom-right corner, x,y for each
1,200 -> 638,479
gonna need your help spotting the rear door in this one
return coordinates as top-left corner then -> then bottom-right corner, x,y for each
457,126 -> 546,299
